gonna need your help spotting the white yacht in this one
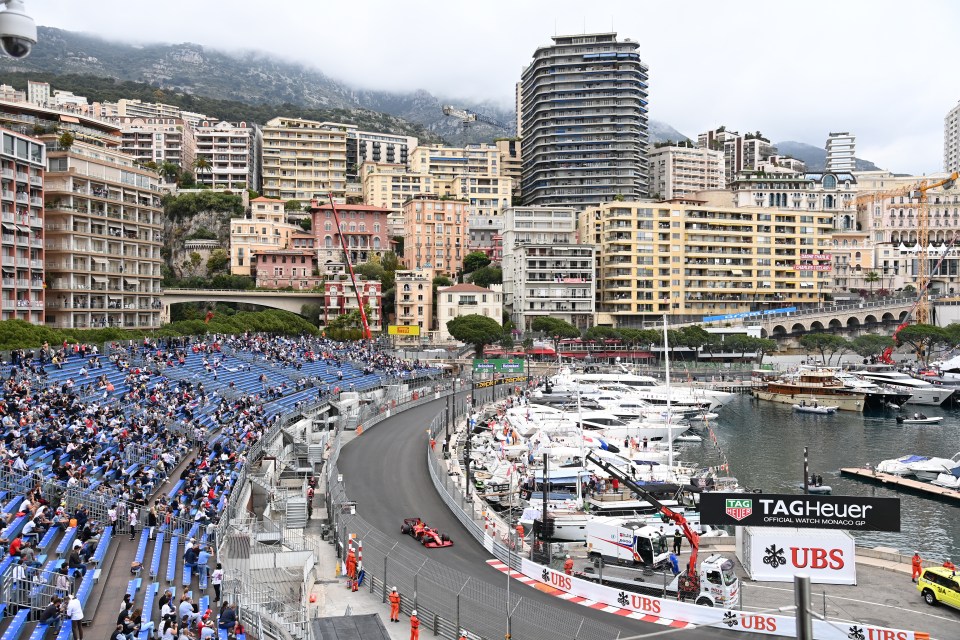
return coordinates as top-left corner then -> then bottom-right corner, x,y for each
852,367 -> 954,406
552,367 -> 736,411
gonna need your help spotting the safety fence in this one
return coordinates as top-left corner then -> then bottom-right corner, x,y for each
327,382 -> 626,640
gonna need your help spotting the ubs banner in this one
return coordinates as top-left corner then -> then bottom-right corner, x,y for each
700,493 -> 901,532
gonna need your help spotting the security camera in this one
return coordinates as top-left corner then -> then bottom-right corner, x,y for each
0,0 -> 36,59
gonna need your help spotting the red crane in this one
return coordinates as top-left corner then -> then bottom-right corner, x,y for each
585,451 -> 702,598
327,194 -> 372,340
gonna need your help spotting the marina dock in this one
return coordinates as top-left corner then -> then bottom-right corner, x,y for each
840,467 -> 960,503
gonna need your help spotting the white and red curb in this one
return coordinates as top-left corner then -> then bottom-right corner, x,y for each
486,559 -> 695,628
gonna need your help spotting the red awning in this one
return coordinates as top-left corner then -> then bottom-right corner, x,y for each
527,348 -> 555,355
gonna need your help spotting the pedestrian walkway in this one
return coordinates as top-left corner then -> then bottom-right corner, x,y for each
306,509 -> 407,640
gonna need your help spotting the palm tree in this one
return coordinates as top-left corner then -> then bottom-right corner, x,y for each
192,157 -> 212,183
159,162 -> 181,185
864,271 -> 880,295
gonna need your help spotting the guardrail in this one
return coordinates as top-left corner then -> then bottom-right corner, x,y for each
327,382 -> 625,640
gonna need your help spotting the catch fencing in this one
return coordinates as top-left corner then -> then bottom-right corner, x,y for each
327,382 -> 625,640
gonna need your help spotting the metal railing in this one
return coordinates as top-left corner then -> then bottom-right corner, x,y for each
326,383 -> 625,640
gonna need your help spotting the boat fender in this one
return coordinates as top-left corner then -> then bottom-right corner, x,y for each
895,416 -> 905,423
752,488 -> 763,493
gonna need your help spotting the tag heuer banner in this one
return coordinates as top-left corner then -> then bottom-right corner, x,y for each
699,493 -> 900,532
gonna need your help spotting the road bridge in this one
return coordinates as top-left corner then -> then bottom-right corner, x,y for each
161,288 -> 321,322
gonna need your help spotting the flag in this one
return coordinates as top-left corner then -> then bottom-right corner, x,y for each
205,311 -> 215,324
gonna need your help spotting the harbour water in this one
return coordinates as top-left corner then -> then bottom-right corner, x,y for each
685,395 -> 960,561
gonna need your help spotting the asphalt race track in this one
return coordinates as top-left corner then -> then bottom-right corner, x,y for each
337,390 -> 764,640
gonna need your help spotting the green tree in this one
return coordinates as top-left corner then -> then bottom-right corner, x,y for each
720,334 -> 755,360
850,333 -> 895,358
469,265 -> 502,288
299,217 -> 312,232
57,131 -> 75,151
159,161 -> 181,184
380,251 -> 400,273
752,337 -> 778,364
676,325 -> 711,351
446,314 -> 504,356
799,333 -> 851,366
896,324 -> 948,365
301,303 -> 323,326
532,316 -> 580,354
584,326 -> 621,341
206,249 -> 229,274
865,271 -> 880,294
285,199 -> 302,212
355,261 -> 386,283
192,157 -> 212,181
463,251 -> 492,274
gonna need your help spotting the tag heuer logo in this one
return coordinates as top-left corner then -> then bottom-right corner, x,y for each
725,498 -> 753,521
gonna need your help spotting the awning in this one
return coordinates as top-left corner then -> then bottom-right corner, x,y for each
91,257 -> 108,264
59,115 -> 80,124
15,225 -> 29,234
91,276 -> 107,283
123,278 -> 139,285
0,223 -> 13,231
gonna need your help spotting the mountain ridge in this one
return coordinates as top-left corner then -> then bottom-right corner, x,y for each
8,26 -> 886,169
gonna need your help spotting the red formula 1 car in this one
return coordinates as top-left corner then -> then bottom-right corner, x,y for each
401,517 -> 453,548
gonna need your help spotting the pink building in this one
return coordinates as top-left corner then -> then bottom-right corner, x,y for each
309,201 -> 390,271
324,279 -> 382,331
250,249 -> 323,289
401,195 -> 469,277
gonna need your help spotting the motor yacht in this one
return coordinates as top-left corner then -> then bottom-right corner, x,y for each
852,366 -> 954,406
877,452 -> 960,481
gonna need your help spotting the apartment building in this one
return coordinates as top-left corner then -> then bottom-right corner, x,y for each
193,120 -> 262,190
586,200 -> 833,326
698,127 -> 744,185
436,283 -> 502,342
323,279 -> 383,332
250,248 -> 322,289
118,117 -> 196,170
230,197 -> 301,276
309,201 -> 390,273
725,169 -> 858,229
495,138 -> 522,203
400,196 -> 468,277
649,144 -> 724,199
945,102 -> 960,173
26,80 -> 49,107
743,136 -> 776,170
117,99 -> 184,120
346,129 -> 417,181
825,132 -> 856,172
395,268 -> 434,335
468,214 -> 503,261
501,206 -> 595,330
856,171 -> 960,293
44,138 -> 164,329
360,162 -> 433,212
408,143 -> 512,214
520,33 -> 650,208
0,128 -> 45,324
261,117 -> 348,201
0,85 -> 25,102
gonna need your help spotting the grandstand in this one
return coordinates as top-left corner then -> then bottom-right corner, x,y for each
0,336 -> 438,640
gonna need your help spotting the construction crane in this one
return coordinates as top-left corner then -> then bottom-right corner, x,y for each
912,172 -> 958,324
327,194 -> 372,340
441,105 -> 513,132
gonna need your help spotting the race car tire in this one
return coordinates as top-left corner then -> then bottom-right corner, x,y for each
441,533 -> 450,542
400,524 -> 411,535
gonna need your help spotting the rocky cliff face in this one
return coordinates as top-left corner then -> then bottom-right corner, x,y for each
164,209 -> 232,279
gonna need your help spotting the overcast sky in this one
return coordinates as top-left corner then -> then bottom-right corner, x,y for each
30,0 -> 960,174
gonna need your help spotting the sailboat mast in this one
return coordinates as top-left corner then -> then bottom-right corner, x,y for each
663,316 -> 673,469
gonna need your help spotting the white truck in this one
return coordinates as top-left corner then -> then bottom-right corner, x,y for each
585,516 -> 670,567
584,451 -> 741,608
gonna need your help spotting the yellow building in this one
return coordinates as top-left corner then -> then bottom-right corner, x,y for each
588,199 -> 834,325
360,161 -> 433,212
261,117 -> 348,201
230,196 -> 301,276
